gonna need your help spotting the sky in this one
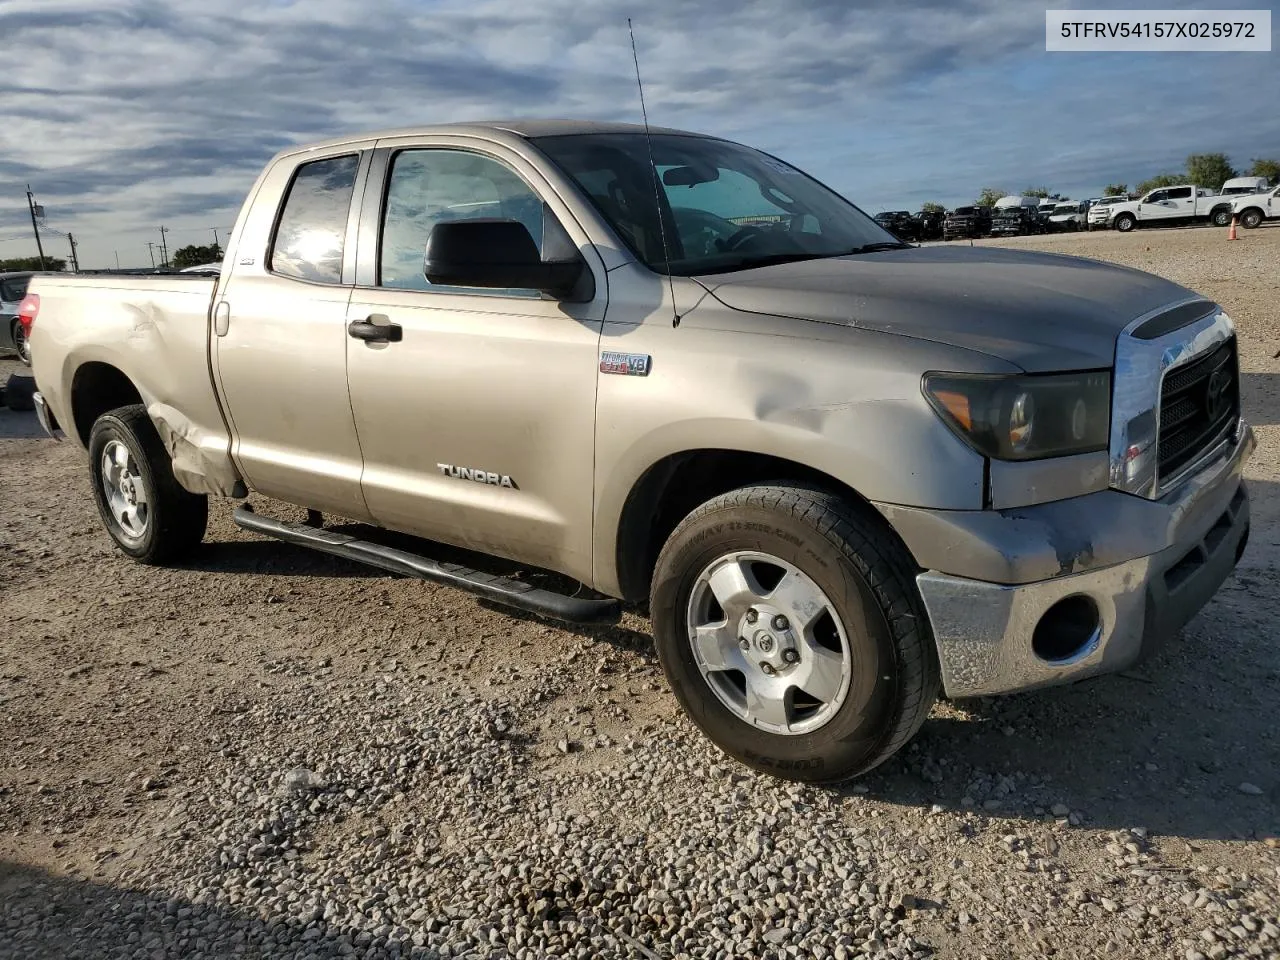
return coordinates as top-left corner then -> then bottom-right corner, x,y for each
0,0 -> 1276,269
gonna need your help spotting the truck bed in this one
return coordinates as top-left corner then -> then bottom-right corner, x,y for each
28,273 -> 241,497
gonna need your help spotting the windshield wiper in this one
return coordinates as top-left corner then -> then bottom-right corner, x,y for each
841,241 -> 914,255
698,251 -> 833,274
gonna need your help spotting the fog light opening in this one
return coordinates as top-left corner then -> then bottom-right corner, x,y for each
1032,595 -> 1101,663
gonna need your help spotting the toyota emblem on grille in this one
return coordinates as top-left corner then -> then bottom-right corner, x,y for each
1205,369 -> 1231,421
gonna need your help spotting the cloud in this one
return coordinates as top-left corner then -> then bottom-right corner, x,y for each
0,0 -> 1275,266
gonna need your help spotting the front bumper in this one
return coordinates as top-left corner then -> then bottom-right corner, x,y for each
903,423 -> 1253,698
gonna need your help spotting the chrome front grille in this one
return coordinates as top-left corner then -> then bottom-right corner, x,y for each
1110,301 -> 1239,500
1157,338 -> 1238,482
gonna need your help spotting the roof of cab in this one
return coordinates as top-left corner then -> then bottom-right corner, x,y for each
275,119 -> 707,159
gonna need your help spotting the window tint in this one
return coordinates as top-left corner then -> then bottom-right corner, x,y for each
0,276 -> 29,302
1166,187 -> 1192,200
1146,190 -> 1167,203
270,154 -> 359,284
379,149 -> 546,293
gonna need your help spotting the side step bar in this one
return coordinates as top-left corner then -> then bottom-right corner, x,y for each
232,504 -> 621,625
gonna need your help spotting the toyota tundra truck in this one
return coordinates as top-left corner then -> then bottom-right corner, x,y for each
24,120 -> 1253,782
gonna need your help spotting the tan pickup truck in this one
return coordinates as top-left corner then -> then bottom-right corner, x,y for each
27,120 -> 1253,781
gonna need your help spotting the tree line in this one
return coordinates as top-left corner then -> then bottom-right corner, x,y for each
918,154 -> 1279,214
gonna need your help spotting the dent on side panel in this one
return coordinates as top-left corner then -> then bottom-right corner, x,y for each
590,270 -> 1002,595
78,286 -> 241,498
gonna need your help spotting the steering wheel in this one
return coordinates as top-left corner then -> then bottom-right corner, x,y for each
719,224 -> 768,252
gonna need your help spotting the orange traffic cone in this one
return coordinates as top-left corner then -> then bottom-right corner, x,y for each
1228,215 -> 1238,240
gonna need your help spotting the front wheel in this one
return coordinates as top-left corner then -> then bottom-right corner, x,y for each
1240,209 -> 1263,229
89,404 -> 208,564
650,485 -> 939,783
1114,213 -> 1136,233
1211,207 -> 1233,228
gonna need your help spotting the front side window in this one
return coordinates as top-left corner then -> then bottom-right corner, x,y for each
1146,190 -> 1168,203
270,154 -> 359,284
533,133 -> 900,276
379,149 -> 547,293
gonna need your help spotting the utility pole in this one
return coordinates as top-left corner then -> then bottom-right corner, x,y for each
211,227 -> 221,248
26,184 -> 47,270
158,226 -> 170,267
66,233 -> 80,272
146,242 -> 157,269
114,250 -> 121,271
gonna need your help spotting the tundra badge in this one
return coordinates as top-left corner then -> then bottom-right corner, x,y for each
437,464 -> 517,489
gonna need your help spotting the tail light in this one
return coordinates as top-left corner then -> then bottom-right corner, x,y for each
17,292 -> 39,338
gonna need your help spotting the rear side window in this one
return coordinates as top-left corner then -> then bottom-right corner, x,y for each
270,154 -> 359,284
0,276 -> 29,302
1166,187 -> 1192,200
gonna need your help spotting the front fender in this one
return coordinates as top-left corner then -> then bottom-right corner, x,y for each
589,305 -> 1007,597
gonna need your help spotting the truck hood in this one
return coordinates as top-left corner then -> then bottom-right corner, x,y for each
699,245 -> 1197,372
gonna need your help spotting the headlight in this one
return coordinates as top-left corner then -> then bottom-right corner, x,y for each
923,371 -> 1111,461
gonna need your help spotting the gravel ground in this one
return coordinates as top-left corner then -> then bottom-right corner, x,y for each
2,225 -> 1278,959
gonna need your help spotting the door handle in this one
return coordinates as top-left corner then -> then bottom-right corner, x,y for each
348,316 -> 402,343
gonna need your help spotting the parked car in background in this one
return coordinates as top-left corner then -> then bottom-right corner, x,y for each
872,211 -> 921,242
942,205 -> 991,240
1049,201 -> 1088,232
990,196 -> 1044,237
1231,182 -> 1280,228
914,209 -> 945,241
0,271 -> 35,364
1036,199 -> 1058,226
1086,196 -> 1133,230
1097,185 -> 1223,232
26,119 -> 1253,782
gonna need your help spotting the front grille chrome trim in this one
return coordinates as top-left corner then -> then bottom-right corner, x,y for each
1109,300 -> 1236,500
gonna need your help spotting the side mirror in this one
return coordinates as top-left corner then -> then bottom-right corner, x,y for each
424,219 -> 585,299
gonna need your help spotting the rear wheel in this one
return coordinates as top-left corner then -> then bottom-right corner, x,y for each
11,319 -> 30,365
1114,213 -> 1136,233
88,404 -> 208,564
1240,209 -> 1263,229
1211,207 -> 1233,228
650,484 -> 939,783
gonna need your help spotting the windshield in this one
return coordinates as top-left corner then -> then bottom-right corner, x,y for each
532,133 -> 901,275
951,207 -> 976,216
1219,186 -> 1254,195
1053,205 -> 1077,214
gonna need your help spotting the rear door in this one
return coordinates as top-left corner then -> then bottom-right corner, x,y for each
343,137 -> 607,582
212,144 -> 376,520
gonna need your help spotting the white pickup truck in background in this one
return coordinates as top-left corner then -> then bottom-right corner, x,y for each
1231,182 -> 1280,229
1098,185 -> 1229,232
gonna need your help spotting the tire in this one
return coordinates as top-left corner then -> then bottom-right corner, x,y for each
1211,207 -> 1233,228
1114,213 -> 1136,233
4,373 -> 35,411
650,484 -> 939,783
11,319 -> 30,365
88,404 -> 208,564
1240,209 -> 1263,230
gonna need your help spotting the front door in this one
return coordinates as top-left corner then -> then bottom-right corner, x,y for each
214,147 -> 375,521
344,142 -> 606,582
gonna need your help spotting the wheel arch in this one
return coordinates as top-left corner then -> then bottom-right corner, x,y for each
1237,205 -> 1265,226
612,448 -> 918,604
70,361 -> 144,446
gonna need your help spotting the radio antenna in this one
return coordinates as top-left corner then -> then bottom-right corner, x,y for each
628,18 -> 681,327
